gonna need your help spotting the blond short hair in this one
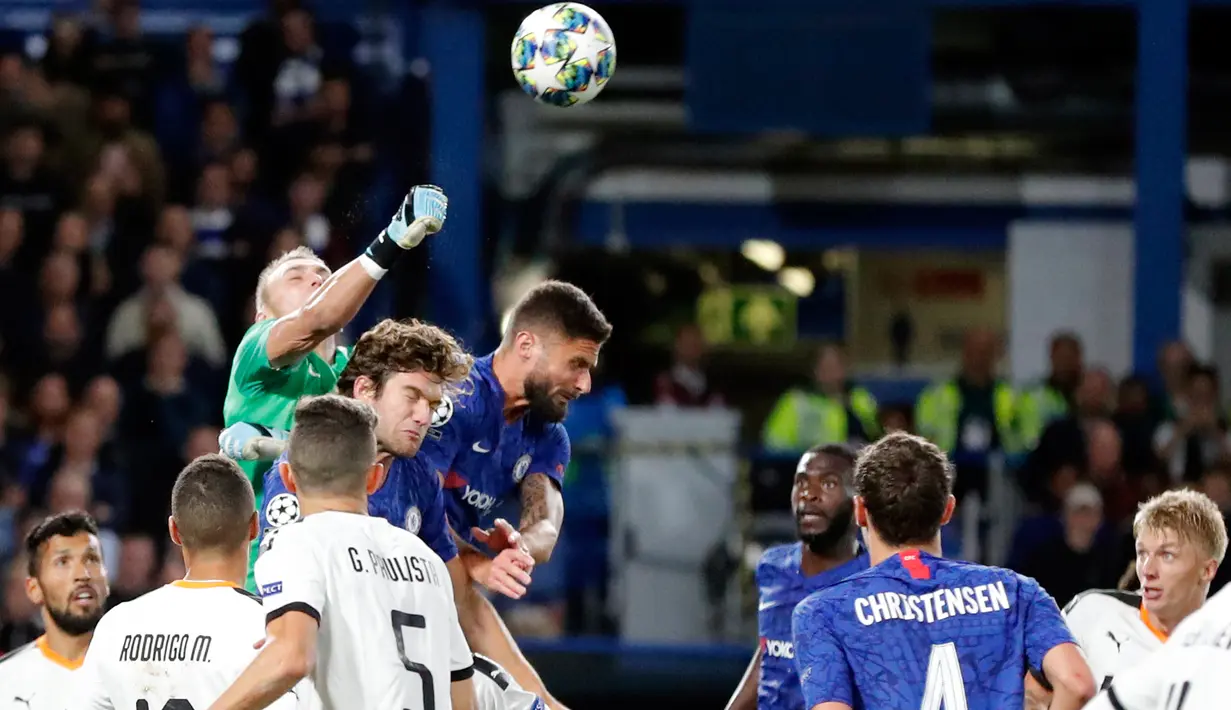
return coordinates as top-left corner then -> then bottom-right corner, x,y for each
254,246 -> 327,316
1133,489 -> 1228,563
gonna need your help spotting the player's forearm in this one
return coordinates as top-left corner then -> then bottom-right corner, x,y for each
725,650 -> 761,710
519,474 -> 563,564
457,587 -> 558,707
266,262 -> 378,367
207,642 -> 309,710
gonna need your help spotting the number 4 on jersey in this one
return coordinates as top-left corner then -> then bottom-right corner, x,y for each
920,643 -> 968,710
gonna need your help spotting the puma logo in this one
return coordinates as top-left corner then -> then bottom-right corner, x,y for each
1107,631 -> 1123,652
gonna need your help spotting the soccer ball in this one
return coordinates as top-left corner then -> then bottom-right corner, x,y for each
511,3 -> 616,107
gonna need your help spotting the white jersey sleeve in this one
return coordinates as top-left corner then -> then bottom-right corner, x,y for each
255,526 -> 327,625
471,654 -> 545,710
76,612 -> 118,710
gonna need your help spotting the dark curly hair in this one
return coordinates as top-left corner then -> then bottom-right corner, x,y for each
26,510 -> 99,576
337,319 -> 473,398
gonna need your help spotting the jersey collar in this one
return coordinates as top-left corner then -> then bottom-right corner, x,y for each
1139,605 -> 1170,643
171,579 -> 239,589
35,635 -> 83,670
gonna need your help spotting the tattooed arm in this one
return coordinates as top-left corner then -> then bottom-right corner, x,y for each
518,473 -> 564,564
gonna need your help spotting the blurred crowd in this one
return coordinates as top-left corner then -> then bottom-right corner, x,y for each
655,324 -> 1231,612
0,0 -> 398,651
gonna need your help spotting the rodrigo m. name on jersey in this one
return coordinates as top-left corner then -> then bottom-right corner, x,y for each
418,354 -> 570,545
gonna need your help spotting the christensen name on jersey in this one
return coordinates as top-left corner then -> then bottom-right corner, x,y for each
350,547 -> 443,587
853,580 -> 1011,625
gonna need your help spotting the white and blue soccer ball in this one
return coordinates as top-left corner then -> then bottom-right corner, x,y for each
511,3 -> 616,107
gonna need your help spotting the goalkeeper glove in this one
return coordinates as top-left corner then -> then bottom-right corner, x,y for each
363,185 -> 448,275
218,423 -> 289,462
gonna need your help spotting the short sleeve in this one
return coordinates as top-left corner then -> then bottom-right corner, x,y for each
529,424 -> 570,487
232,319 -> 293,395
255,528 -> 326,625
74,614 -> 116,710
792,593 -> 853,709
440,559 -> 475,678
1021,575 -> 1076,675
416,471 -> 459,563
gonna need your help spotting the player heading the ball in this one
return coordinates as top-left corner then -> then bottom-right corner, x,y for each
209,395 -> 477,710
791,432 -> 1096,710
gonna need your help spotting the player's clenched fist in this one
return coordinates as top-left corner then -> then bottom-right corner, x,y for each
474,547 -> 536,599
386,184 -> 448,249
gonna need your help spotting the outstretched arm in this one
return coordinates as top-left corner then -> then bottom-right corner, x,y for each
445,555 -> 569,710
264,185 -> 447,369
518,473 -> 564,564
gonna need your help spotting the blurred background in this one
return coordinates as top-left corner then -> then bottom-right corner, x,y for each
0,0 -> 1225,705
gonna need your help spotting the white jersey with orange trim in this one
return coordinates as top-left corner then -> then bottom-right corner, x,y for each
1062,588 -> 1167,691
1087,584 -> 1231,710
72,580 -> 303,710
0,635 -> 85,710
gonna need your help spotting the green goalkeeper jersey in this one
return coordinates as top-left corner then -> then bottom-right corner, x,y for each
223,318 -> 351,590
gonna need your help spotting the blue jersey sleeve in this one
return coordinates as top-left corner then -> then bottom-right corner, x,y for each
1020,574 -> 1075,675
530,424 -> 570,487
792,592 -> 854,709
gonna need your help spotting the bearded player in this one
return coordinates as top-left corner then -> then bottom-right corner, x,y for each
222,184 -> 447,591
0,511 -> 110,710
419,281 -> 612,588
726,444 -> 869,710
791,432 -> 1095,710
255,318 -> 564,710
1061,489 -> 1225,690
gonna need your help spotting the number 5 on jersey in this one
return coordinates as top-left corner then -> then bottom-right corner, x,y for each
921,643 -> 968,710
392,610 -> 435,710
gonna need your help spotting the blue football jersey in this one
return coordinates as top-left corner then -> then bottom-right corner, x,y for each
257,452 -> 458,563
418,354 -> 570,546
792,550 -> 1073,710
756,544 -> 869,710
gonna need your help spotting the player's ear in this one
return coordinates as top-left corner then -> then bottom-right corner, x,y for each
365,461 -> 386,495
25,576 -> 43,606
168,516 -> 183,547
354,375 -> 378,404
1202,557 -> 1218,584
853,496 -> 868,528
515,330 -> 536,359
247,511 -> 259,542
279,461 -> 298,494
939,495 -> 957,527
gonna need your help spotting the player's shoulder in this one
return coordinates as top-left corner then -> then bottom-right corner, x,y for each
756,542 -> 800,581
1063,588 -> 1141,617
0,639 -> 39,673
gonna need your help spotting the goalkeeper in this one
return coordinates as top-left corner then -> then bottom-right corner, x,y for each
221,185 -> 447,592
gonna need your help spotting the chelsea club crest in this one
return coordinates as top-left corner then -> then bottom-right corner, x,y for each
513,454 -> 532,483
405,506 -> 422,534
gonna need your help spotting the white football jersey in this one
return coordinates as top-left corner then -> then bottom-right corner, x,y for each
72,580 -> 300,710
1086,585 -> 1231,710
0,635 -> 84,710
256,511 -> 473,710
1064,589 -> 1167,690
472,654 -> 544,710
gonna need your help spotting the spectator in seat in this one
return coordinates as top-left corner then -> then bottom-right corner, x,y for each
763,342 -> 878,452
87,0 -> 156,126
1154,364 -> 1231,485
655,323 -> 722,408
0,119 -> 63,253
1018,482 -> 1121,608
1155,340 -> 1195,423
1019,332 -> 1084,449
1021,366 -> 1114,506
109,533 -> 156,606
105,243 -> 226,368
0,556 -> 39,654
9,373 -> 72,490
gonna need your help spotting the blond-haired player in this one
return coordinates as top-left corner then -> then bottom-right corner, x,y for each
1062,489 -> 1227,689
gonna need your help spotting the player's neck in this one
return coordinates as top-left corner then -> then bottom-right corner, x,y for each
299,494 -> 369,517
40,616 -> 91,664
865,530 -> 943,567
491,347 -> 530,421
800,533 -> 860,576
1152,594 -> 1206,635
182,549 -> 248,588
